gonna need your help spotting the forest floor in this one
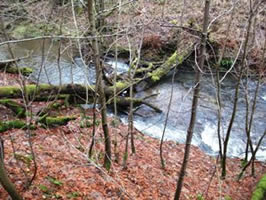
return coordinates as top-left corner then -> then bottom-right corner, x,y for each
0,72 -> 266,199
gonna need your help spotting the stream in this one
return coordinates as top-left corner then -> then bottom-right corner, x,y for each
0,39 -> 265,161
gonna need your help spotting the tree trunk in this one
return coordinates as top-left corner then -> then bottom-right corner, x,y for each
88,0 -> 112,171
238,130 -> 266,180
221,2 -> 255,178
215,1 -> 235,160
0,137 -> 23,200
174,0 -> 210,199
0,84 -> 161,112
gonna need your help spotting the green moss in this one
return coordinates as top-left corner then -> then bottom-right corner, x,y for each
251,175 -> 266,200
80,120 -> 93,128
241,159 -> 248,167
20,67 -> 33,76
25,85 -> 36,94
43,116 -> 76,127
224,195 -> 232,200
0,86 -> 19,97
46,176 -> 63,186
123,152 -> 128,164
14,153 -> 33,167
25,84 -> 53,97
149,68 -> 164,82
148,51 -> 178,82
51,102 -> 61,109
95,119 -> 101,126
5,66 -> 33,76
177,55 -> 184,63
166,51 -> 178,66
196,194 -> 205,200
0,84 -> 47,98
39,184 -> 49,193
136,63 -> 153,73
0,99 -> 26,118
67,191 -> 80,199
0,120 -> 26,132
112,81 -> 128,91
35,84 -> 53,91
220,58 -> 233,70
6,120 -> 26,128
170,19 -> 178,25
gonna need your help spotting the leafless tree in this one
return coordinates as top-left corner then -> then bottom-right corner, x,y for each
174,0 -> 210,199
0,136 -> 23,200
88,0 -> 112,170
220,0 -> 262,178
214,0 -> 236,160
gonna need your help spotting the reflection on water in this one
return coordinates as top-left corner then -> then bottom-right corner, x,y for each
0,39 -> 265,161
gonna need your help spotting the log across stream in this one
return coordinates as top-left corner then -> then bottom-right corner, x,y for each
0,40 -> 266,161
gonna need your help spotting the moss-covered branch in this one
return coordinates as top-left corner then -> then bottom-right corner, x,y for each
0,84 -> 96,99
148,51 -> 179,82
251,174 -> 266,200
0,120 -> 26,133
39,116 -> 77,128
0,116 -> 77,133
0,99 -> 26,118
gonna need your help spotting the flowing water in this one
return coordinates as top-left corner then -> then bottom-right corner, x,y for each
0,39 -> 265,161
131,72 -> 266,161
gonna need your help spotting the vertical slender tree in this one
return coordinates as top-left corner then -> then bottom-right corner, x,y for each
113,0 -> 122,163
160,0 -> 186,169
87,0 -> 112,170
0,137 -> 23,200
242,22 -> 266,176
220,0 -> 262,178
215,0 -> 236,160
174,0 -> 210,199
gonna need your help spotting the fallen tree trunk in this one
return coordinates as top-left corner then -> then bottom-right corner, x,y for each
0,115 -> 77,133
0,83 -> 162,113
0,83 -> 129,99
39,116 -> 77,128
0,120 -> 27,133
0,84 -> 95,99
0,83 -> 124,102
